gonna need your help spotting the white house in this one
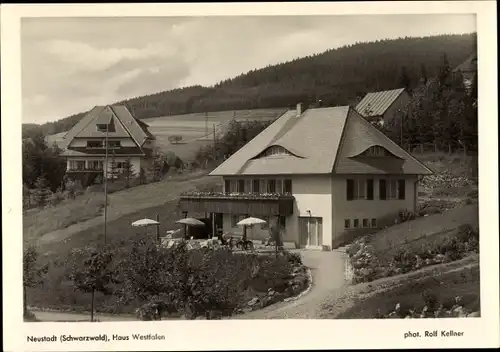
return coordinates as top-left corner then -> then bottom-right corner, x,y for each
355,88 -> 411,127
60,105 -> 156,184
179,104 -> 433,250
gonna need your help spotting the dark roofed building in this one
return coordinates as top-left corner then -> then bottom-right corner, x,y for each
355,88 -> 410,127
180,104 -> 432,250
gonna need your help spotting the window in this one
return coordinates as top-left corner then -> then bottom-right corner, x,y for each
262,145 -> 290,157
362,219 -> 369,228
245,180 -> 252,194
252,179 -> 260,194
347,179 -> 354,200
108,141 -> 121,148
380,179 -> 405,199
87,140 -> 103,148
398,179 -> 406,200
284,179 -> 292,194
365,145 -> 387,157
344,219 -> 351,229
224,180 -> 230,194
353,219 -> 360,228
76,161 -> 85,170
231,215 -> 245,227
88,160 -> 102,170
367,179 -> 374,200
97,124 -> 109,132
276,179 -> 283,194
279,216 -> 286,229
371,218 -> 377,228
267,179 -> 276,193
237,179 -> 245,193
347,179 -> 367,200
115,162 -> 124,169
379,179 -> 387,200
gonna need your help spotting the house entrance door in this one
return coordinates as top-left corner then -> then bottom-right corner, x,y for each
298,217 -> 323,249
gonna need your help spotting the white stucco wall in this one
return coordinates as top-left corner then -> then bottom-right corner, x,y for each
331,174 -> 418,244
221,174 -> 332,248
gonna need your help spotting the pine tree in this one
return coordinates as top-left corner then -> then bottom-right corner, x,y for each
398,66 -> 411,93
32,176 -> 51,208
420,63 -> 428,85
23,246 -> 48,318
108,152 -> 120,183
138,167 -> 147,185
122,159 -> 135,188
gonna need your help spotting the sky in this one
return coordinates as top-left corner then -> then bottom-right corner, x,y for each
21,15 -> 476,124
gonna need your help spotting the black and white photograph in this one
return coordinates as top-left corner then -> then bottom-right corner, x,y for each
2,2 -> 498,351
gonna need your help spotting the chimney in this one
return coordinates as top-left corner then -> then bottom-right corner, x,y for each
296,103 -> 303,117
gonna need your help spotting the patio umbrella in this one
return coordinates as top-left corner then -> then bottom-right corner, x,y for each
175,218 -> 205,226
237,217 -> 266,226
131,218 -> 160,236
237,217 -> 267,242
176,217 -> 205,239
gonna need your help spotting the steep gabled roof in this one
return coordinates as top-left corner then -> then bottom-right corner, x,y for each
355,88 -> 406,117
61,104 -> 152,148
334,109 -> 433,175
453,53 -> 477,73
210,106 -> 432,176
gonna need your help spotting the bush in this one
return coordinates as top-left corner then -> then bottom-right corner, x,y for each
115,239 -> 298,319
284,251 -> 302,266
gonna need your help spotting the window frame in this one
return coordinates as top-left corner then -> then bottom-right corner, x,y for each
362,218 -> 369,228
353,219 -> 360,228
344,219 -> 351,229
96,124 -> 109,132
347,178 -> 368,200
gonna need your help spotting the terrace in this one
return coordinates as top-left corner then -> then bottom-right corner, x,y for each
179,191 -> 295,216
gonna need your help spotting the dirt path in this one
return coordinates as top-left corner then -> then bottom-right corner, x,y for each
36,175 -> 219,246
318,254 -> 480,318
31,310 -> 137,322
232,249 -> 348,319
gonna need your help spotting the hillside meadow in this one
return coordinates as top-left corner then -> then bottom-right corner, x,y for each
46,108 -> 286,161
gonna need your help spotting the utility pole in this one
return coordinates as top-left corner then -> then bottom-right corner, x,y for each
205,112 -> 208,138
213,124 -> 216,160
103,123 -> 109,245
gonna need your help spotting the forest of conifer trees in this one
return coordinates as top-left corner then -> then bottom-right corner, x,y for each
22,33 -> 476,140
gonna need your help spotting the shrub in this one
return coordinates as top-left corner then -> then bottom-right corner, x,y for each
115,239 -> 298,319
284,251 -> 302,266
48,191 -> 65,207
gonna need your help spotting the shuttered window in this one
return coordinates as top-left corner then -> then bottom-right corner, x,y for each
252,179 -> 260,194
398,179 -> 406,200
268,179 -> 276,193
379,179 -> 387,200
346,179 -> 354,200
237,179 -> 245,193
367,179 -> 374,200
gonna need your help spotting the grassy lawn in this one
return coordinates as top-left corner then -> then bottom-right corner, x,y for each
336,261 -> 480,319
23,194 -> 105,243
24,172 -> 221,248
370,204 -> 478,263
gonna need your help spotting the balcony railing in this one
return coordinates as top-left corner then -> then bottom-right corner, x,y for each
179,191 -> 295,216
67,167 -> 104,173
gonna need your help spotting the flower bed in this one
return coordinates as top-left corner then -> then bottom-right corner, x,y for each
180,191 -> 293,200
346,224 -> 479,284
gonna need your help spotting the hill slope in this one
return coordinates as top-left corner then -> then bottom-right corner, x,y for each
23,33 -> 476,139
